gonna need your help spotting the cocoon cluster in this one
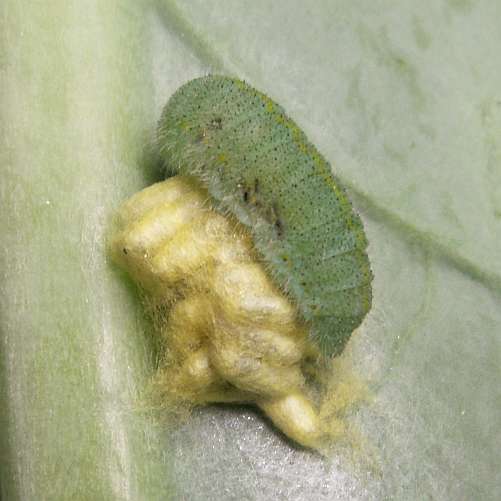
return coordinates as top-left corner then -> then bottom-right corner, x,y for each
109,76 -> 372,449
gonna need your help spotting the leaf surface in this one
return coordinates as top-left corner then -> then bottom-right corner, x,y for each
1,1 -> 500,500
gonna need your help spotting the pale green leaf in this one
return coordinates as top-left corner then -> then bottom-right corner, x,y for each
1,1 -> 500,500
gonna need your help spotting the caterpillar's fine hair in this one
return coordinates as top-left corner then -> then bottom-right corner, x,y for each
157,75 -> 372,356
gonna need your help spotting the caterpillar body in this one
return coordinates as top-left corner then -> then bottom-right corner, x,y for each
157,75 -> 372,356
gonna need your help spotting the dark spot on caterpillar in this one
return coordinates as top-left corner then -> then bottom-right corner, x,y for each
123,248 -> 128,255
210,117 -> 223,129
241,180 -> 261,207
271,203 -> 284,238
274,218 -> 284,237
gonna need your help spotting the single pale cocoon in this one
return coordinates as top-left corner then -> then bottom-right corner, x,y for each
110,176 -> 342,450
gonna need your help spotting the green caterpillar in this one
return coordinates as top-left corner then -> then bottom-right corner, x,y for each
157,75 -> 372,357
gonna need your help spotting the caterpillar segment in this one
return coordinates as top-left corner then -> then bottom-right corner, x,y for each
110,176 -> 343,449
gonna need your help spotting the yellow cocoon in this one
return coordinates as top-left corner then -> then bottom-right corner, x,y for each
110,176 -> 357,450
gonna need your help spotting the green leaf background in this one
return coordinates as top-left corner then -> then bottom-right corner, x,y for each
1,1 -> 500,499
